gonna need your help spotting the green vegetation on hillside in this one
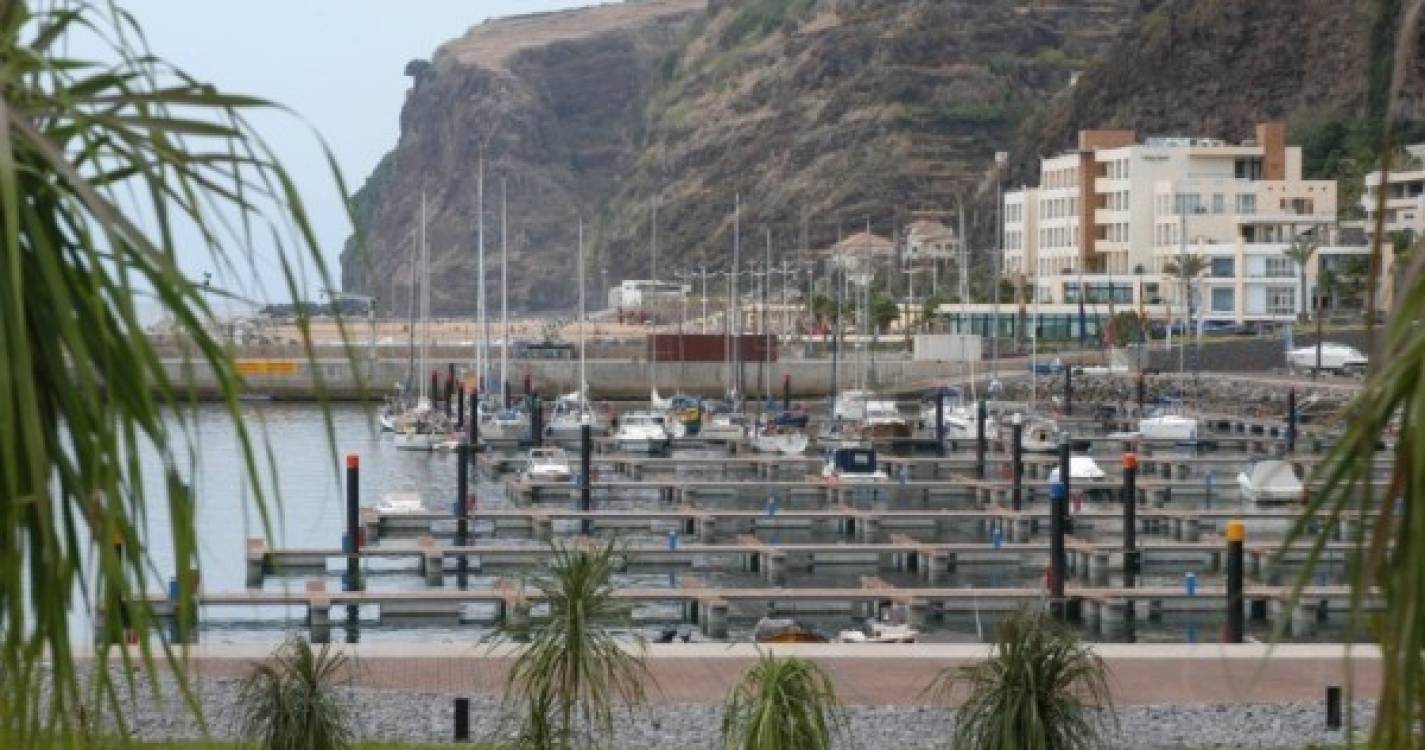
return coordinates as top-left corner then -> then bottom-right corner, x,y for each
718,0 -> 814,48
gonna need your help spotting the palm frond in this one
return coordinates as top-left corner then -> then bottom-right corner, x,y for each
0,1 -> 351,745
926,609 -> 1113,750
487,540 -> 653,749
720,652 -> 847,750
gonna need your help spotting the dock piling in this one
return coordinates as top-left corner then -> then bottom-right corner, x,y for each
975,399 -> 987,480
344,454 -> 362,598
456,442 -> 470,580
1011,417 -> 1024,511
1122,452 -> 1138,589
580,424 -> 593,535
1226,520 -> 1245,643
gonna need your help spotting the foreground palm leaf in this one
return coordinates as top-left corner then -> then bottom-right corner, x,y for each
927,609 -> 1113,750
490,541 -> 652,749
0,1 -> 346,745
720,652 -> 846,750
237,636 -> 354,750
1282,2 -> 1425,747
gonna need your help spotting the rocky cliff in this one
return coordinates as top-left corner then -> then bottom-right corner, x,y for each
343,0 -> 1153,313
342,0 -> 1420,314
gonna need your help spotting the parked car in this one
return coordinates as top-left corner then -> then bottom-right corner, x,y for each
1287,343 -> 1367,375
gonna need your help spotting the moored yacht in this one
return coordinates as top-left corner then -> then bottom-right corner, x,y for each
613,410 -> 673,453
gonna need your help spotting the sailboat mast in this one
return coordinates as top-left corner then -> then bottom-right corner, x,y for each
578,217 -> 587,402
501,177 -> 509,406
732,193 -> 741,403
420,190 -> 431,401
959,199 -> 975,400
764,227 -> 772,400
477,154 -> 487,397
649,197 -> 657,399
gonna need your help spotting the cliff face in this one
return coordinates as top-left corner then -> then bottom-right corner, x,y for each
343,0 -> 1153,313
340,0 -> 703,314
347,0 -> 1415,313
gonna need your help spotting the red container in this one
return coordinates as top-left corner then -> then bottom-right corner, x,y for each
648,334 -> 778,363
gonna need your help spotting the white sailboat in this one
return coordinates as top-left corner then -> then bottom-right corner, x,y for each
483,179 -> 530,439
545,219 -> 608,438
394,191 -> 450,451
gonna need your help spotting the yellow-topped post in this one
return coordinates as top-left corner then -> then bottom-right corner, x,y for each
1226,519 -> 1245,642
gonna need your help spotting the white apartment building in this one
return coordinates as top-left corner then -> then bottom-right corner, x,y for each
1003,123 -> 1369,326
1361,146 -> 1425,241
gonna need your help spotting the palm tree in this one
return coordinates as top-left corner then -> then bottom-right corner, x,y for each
0,3 -> 342,745
1160,253 -> 1206,378
926,609 -> 1113,750
491,540 -> 652,749
238,637 -> 354,750
1288,4 -> 1425,745
1313,267 -> 1339,380
720,653 -> 847,750
1282,235 -> 1320,325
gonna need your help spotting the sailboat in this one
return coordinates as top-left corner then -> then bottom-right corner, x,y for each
484,178 -> 530,440
393,191 -> 451,451
545,218 -> 609,439
919,387 -> 998,441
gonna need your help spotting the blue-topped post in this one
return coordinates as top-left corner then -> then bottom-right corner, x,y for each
579,423 -> 593,535
975,398 -> 987,479
1011,415 -> 1024,511
1050,478 -> 1067,620
456,442 -> 470,580
1286,387 -> 1298,453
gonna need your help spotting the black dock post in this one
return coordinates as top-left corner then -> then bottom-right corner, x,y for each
456,383 -> 465,428
1050,435 -> 1070,620
1286,387 -> 1298,454
1122,452 -> 1138,588
344,453 -> 362,627
529,395 -> 542,447
1065,365 -> 1073,416
783,373 -> 791,410
935,388 -> 946,458
1325,686 -> 1342,730
446,363 -> 456,416
580,423 -> 593,535
975,398 -> 987,479
1011,417 -> 1024,511
453,697 -> 470,741
1226,519 -> 1245,643
429,369 -> 438,411
456,442 -> 470,581
1136,371 -> 1146,415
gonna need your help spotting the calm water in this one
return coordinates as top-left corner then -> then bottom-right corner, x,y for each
109,403 -> 1351,645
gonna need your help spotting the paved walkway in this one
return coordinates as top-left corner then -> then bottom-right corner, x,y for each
83,643 -> 1383,706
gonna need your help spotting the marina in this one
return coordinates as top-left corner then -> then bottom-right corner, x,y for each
119,381 -> 1384,646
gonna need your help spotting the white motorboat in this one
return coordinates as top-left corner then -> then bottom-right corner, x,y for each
1019,415 -> 1060,453
1287,343 -> 1367,375
375,492 -> 427,514
921,399 -> 998,442
524,447 -> 574,482
700,411 -> 749,441
832,389 -> 876,421
613,411 -> 672,453
749,421 -> 809,456
392,399 -> 451,452
545,392 -> 609,439
1238,460 -> 1303,504
1047,455 -> 1106,483
1138,412 -> 1199,443
378,410 -> 396,432
822,447 -> 888,483
836,622 -> 920,644
861,399 -> 911,439
486,406 -> 531,439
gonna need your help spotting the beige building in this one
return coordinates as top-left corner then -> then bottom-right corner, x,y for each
819,230 -> 895,274
903,218 -> 958,262
1003,123 -> 1368,324
1361,146 -> 1425,241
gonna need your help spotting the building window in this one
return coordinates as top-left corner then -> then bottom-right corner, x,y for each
1210,257 -> 1235,278
1235,158 -> 1263,180
1213,193 -> 1225,214
1266,286 -> 1295,316
1235,193 -> 1256,214
1265,256 -> 1293,277
1210,287 -> 1235,313
1174,193 -> 1203,215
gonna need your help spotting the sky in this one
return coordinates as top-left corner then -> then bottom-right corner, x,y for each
95,0 -> 597,310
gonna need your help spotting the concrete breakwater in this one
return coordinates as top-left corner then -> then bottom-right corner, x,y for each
161,356 -> 967,401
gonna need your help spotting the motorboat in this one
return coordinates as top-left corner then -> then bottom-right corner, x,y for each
836,621 -> 920,644
1287,343 -> 1367,375
374,492 -> 427,514
921,397 -> 998,442
1047,455 -> 1106,483
753,617 -> 826,643
749,418 -> 809,456
832,389 -> 876,421
1019,415 -> 1061,453
861,400 -> 911,439
1138,411 -> 1199,443
545,392 -> 609,439
613,411 -> 673,453
657,393 -> 703,438
485,406 -> 531,440
1238,460 -> 1303,504
769,404 -> 809,429
700,408 -> 749,441
524,447 -> 574,482
822,446 -> 888,483
815,418 -> 868,451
